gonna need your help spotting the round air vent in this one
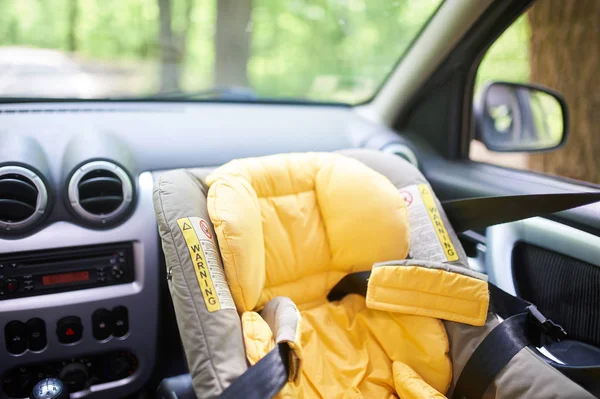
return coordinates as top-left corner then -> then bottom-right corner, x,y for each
382,143 -> 419,168
0,166 -> 49,232
67,161 -> 134,225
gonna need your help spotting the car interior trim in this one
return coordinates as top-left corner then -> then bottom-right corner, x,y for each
381,143 -> 419,168
486,216 -> 600,295
0,172 -> 158,398
355,0 -> 494,126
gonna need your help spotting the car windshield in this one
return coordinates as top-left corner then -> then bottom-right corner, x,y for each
0,0 -> 442,104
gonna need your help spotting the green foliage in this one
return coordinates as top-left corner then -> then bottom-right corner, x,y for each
476,14 -> 531,96
0,0 -> 444,103
249,0 -> 442,102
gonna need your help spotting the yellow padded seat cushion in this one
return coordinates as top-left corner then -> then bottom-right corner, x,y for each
243,294 -> 451,398
205,152 -> 409,312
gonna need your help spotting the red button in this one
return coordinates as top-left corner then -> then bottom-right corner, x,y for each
56,316 -> 83,344
4,279 -> 18,293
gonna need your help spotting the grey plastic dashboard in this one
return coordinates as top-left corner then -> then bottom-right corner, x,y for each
0,102 -> 409,231
0,101 -> 385,172
0,101 -> 408,398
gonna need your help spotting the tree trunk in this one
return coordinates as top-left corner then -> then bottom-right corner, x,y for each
67,0 -> 78,52
527,0 -> 600,184
214,0 -> 252,87
177,0 -> 195,63
158,0 -> 180,91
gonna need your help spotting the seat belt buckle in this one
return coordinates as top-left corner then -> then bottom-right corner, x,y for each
526,305 -> 567,341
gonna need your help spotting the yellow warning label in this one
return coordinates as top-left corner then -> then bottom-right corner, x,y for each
418,184 -> 459,262
177,217 -> 221,312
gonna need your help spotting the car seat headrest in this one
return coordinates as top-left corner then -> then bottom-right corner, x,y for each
205,152 -> 409,312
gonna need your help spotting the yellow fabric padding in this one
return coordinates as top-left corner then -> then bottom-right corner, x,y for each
242,295 -> 451,399
273,294 -> 450,398
242,311 -> 303,393
207,153 -> 471,398
241,311 -> 274,366
207,175 -> 265,312
366,266 -> 489,326
206,153 -> 409,312
393,362 -> 446,399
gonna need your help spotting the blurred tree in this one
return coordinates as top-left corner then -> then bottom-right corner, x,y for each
0,0 -> 442,102
158,0 -> 195,91
527,0 -> 600,184
67,0 -> 78,51
158,0 -> 179,90
215,0 -> 251,86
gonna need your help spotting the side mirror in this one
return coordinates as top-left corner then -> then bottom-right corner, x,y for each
474,82 -> 569,152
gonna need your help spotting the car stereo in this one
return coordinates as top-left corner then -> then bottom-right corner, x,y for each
0,243 -> 134,299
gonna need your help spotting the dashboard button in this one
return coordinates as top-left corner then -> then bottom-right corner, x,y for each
2,366 -> 37,398
27,318 -> 47,351
56,316 -> 83,344
111,265 -> 124,279
4,278 -> 19,293
92,309 -> 112,340
59,363 -> 89,392
104,351 -> 137,381
111,306 -> 129,337
5,321 -> 27,354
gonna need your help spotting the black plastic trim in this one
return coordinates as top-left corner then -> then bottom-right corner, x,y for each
422,159 -> 600,237
396,0 -> 536,159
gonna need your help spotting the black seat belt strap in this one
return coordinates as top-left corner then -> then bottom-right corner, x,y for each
488,283 -> 567,342
441,192 -> 600,232
452,283 -> 567,399
451,313 -> 530,399
327,271 -> 370,301
218,343 -> 290,399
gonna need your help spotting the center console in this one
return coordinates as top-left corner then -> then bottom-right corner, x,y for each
0,243 -> 135,301
0,173 -> 159,399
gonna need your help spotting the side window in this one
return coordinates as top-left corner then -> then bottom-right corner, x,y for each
470,2 -> 599,185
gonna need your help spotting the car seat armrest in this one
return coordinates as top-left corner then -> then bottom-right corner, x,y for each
157,374 -> 197,399
261,297 -> 301,344
260,297 -> 303,383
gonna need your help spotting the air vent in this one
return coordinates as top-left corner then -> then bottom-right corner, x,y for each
382,143 -> 419,168
68,161 -> 134,225
0,166 -> 48,232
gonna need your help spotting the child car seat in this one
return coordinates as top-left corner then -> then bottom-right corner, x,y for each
154,149 -> 596,399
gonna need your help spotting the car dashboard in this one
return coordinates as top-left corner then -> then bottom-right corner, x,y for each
0,101 -> 414,398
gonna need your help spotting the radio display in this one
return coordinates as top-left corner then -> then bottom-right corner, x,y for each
42,271 -> 90,286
